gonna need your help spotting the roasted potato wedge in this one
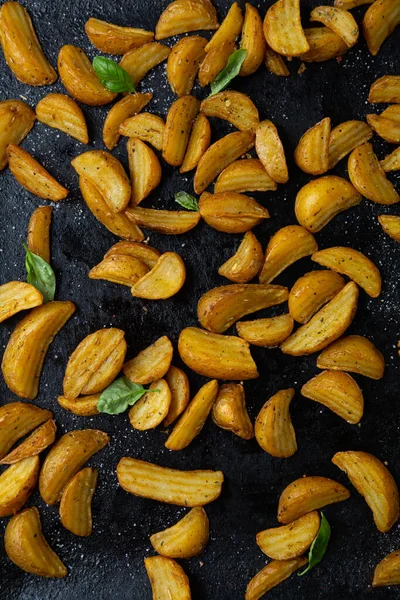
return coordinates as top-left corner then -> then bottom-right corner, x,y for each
120,42 -> 171,87
294,117 -> 331,175
263,0 -> 310,56
212,383 -> 253,440
126,206 -> 200,235
300,26 -> 348,62
363,0 -> 400,56
104,240 -> 161,268
180,113 -> 211,173
378,214 -> 400,241
310,5 -> 359,47
256,120 -> 288,184
255,389 -> 297,458
214,159 -> 277,194
239,4 -> 266,76
198,39 -> 235,87
27,206 -> 52,263
302,370 -> 363,424
218,231 -> 264,283
317,335 -> 385,379
0,456 -> 40,517
0,402 -> 52,460
373,550 -> 400,587
381,147 -> 400,172
85,17 -> 154,54
103,93 -> 152,150
289,270 -> 345,324
368,75 -> 400,104
0,99 -> 36,170
200,91 -> 259,133
144,556 -> 192,600
117,457 -> 224,506
257,512 -> 320,560
36,94 -> 88,144
0,281 -> 43,324
59,467 -> 98,536
150,507 -> 209,558
328,119 -> 373,169
58,394 -> 100,417
131,252 -> 186,300
127,138 -> 161,206
129,379 -> 171,430
264,46 -> 290,76
245,557 -> 308,600
348,142 -> 399,205
236,314 -> 294,348
167,36 -> 207,96
0,420 -> 56,465
155,0 -> 219,40
119,112 -> 165,151
162,95 -> 200,166
332,450 -> 400,532
199,191 -> 269,234
164,366 -> 191,427
123,336 -> 173,385
367,108 -> 400,144
89,254 -> 149,286
205,1 -> 243,52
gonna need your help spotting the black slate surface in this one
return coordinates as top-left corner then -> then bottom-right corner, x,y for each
0,0 -> 399,599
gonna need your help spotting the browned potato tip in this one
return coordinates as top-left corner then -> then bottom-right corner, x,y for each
212,383 -> 254,440
255,389 -> 297,458
60,467 -> 98,536
0,100 -> 36,170
155,0 -> 219,40
150,507 -> 209,558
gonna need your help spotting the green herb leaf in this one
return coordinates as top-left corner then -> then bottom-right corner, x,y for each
97,376 -> 151,415
24,245 -> 55,303
174,191 -> 199,211
209,49 -> 247,96
298,512 -> 331,576
93,56 -> 136,93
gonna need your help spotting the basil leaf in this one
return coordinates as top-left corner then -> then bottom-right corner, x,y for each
209,49 -> 247,96
97,376 -> 150,415
174,191 -> 199,211
93,56 -> 135,93
298,512 -> 331,576
24,245 -> 55,303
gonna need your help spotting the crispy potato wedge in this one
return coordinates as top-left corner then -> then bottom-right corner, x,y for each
103,93 -> 152,150
166,380 -> 218,450
27,206 -> 52,263
263,0 -> 309,57
333,451 -> 399,532
58,394 -> 100,417
126,206 -> 200,234
317,335 -> 385,379
36,94 -> 88,144
167,36 -> 207,96
150,507 -> 209,558
0,402 -> 52,460
0,420 -> 56,465
164,366 -> 191,427
178,327 -> 258,380
348,142 -> 400,205
367,111 -> 400,144
0,100 -> 36,170
0,456 -> 40,517
2,301 -> 75,400
239,4 -> 266,76
123,336 -> 173,385
119,112 -> 165,151
201,91 -> 259,134
373,550 -> 400,587
381,147 -> 400,172
255,389 -> 297,458
89,255 -> 149,286
198,283 -> 289,334
294,117 -> 331,175
7,144 -> 68,201
0,2 -> 56,86
199,191 -> 269,234
85,17 -> 154,54
363,0 -> 400,56
300,26 -> 348,62
127,138 -> 161,206
39,429 -> 109,505
218,231 -> 264,283
335,0 -> 373,7
256,120 -> 288,185
310,5 -> 359,47
212,383 -> 253,440
236,315 -> 294,348
328,120 -> 373,169
198,39 -> 235,87
378,214 -> 400,241
120,42 -> 171,87
59,467 -> 98,536
104,240 -> 161,268
131,252 -> 186,300
205,1 -> 243,52
58,45 -> 116,106
264,46 -> 290,76
145,556 -> 191,600
180,113 -> 211,173
281,282 -> 358,356
257,512 -> 320,561
259,225 -> 318,284
5,507 -> 67,577
162,95 -> 200,167
155,0 -> 219,40
129,379 -> 171,430
245,557 -> 308,600
289,270 -> 345,324
369,75 -> 400,104
0,281 -> 43,324
215,159 -> 277,194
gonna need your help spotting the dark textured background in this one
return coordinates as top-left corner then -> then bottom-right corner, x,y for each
0,0 -> 399,598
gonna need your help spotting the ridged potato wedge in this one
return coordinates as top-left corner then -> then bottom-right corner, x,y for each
126,206 -> 200,235
317,335 -> 385,379
123,336 -> 173,385
378,214 -> 400,241
255,389 -> 297,458
332,450 -> 400,532
103,93 -> 152,150
59,467 -> 98,536
367,108 -> 400,144
164,366 -> 190,427
117,457 -> 224,506
7,144 -> 68,201
85,17 -> 154,54
301,370 -> 364,424
119,113 -> 165,151
131,252 -> 186,300
104,240 -> 161,268
129,379 -> 171,430
36,94 -> 88,144
0,281 -> 43,324
363,0 -> 400,56
259,225 -> 318,284
328,120 -> 373,169
312,246 -> 381,298
127,138 -> 161,206
310,5 -> 359,47
381,147 -> 400,172
162,95 -> 200,166
289,270 -> 345,324
0,2 -> 57,86
373,550 -> 400,587
256,120 -> 288,184
150,507 -> 209,558
236,315 -> 294,348
180,113 -> 211,173
215,159 -> 277,194
0,420 -> 56,465
178,327 -> 259,380
245,557 -> 308,600
0,456 -> 40,517
205,1 -> 243,52
2,301 -> 75,399
58,45 -> 117,106
294,117 -> 331,175
0,402 -> 52,460
264,46 -> 290,76
348,142 -> 399,205
263,0 -> 310,56
199,191 -> 269,234
300,27 -> 348,62
58,394 -> 100,417
200,91 -> 259,133
155,0 -> 219,40
198,39 -> 235,87
198,283 -> 289,334
39,429 -> 109,505
89,254 -> 149,286
212,383 -> 253,440
368,75 -> 400,104
239,4 -> 266,76
167,36 -> 207,96
0,99 -> 36,170
218,231 -> 264,283
257,512 -> 320,561
27,206 -> 52,263
145,556 -> 192,600
5,507 -> 67,577
120,42 -> 171,87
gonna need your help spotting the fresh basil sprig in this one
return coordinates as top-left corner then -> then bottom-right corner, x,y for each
174,191 -> 199,211
24,245 -> 55,303
209,49 -> 247,96
97,376 -> 156,415
299,512 -> 331,576
93,57 -> 136,93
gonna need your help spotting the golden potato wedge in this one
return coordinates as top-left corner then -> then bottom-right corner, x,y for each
27,206 -> 52,264
164,366 -> 191,427
2,301 -> 75,400
373,550 -> 400,587
0,420 -> 56,465
0,100 -> 36,170
0,2 -> 56,86
335,0 -> 373,7
348,142 -> 400,205
59,467 -> 98,536
58,45 -> 117,106
236,315 -> 294,348
5,507 -> 67,578
363,0 -> 400,56
255,120 -> 288,184
155,0 -> 219,40
129,379 -> 171,430
163,95 -> 200,167
0,281 -> 43,324
0,402 -> 52,460
123,336 -> 173,385
131,252 -> 186,300
85,17 -> 154,54
167,36 -> 207,96
328,120 -> 373,169
332,451 -> 399,532
39,429 -> 109,505
300,26 -> 348,62
199,191 -> 269,234
36,94 -> 88,144
368,75 -> 400,104
310,5 -> 359,47
367,111 -> 400,144
255,389 -> 297,458
259,225 -> 318,284
117,457 -> 223,506
178,327 -> 259,380
218,231 -> 264,283
212,383 -> 253,440
120,42 -> 171,87
263,0 -> 310,57
245,557 -> 308,600
72,150 -> 131,213
264,46 -> 290,76
289,271 -> 345,325
317,335 -> 385,379
194,131 -> 255,194
239,4 -> 266,76
7,144 -> 68,201
119,112 -> 165,151
127,138 -> 161,206
281,281 -> 358,356
80,176 -> 144,241
58,394 -> 100,417
150,507 -> 209,558
257,512 -> 320,561
180,113 -> 211,173
215,159 -> 277,194
126,206 -> 201,235
205,2 -> 243,52
63,328 -> 127,400
104,240 -> 161,269
200,91 -> 259,134
103,93 -> 153,150
0,456 -> 40,517
378,214 -> 400,241
198,39 -> 235,87
294,117 -> 331,175
145,556 -> 191,600
198,284 -> 289,334
89,255 -> 149,286
381,147 -> 400,172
